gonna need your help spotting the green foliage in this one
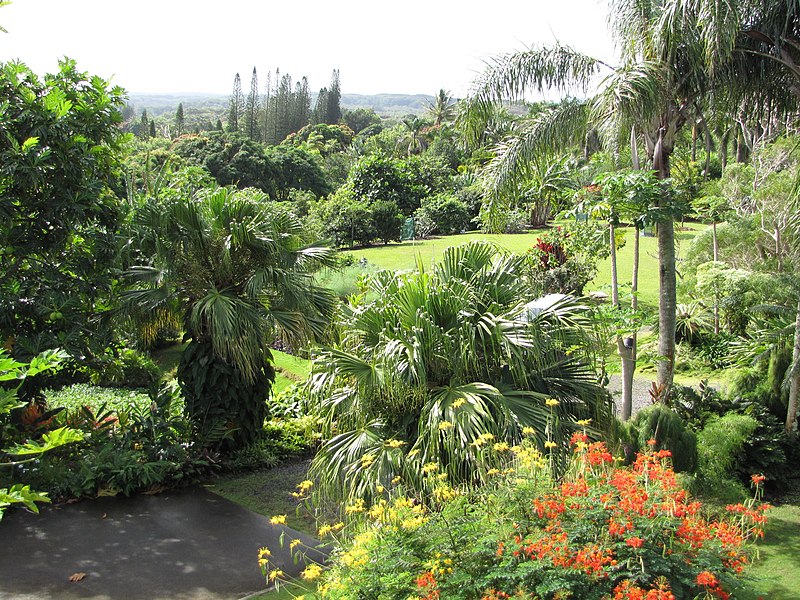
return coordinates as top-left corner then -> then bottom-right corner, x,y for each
0,59 -> 127,361
308,242 -> 611,504
626,405 -> 697,472
44,384 -> 152,415
79,348 -> 160,389
523,223 -> 607,296
26,382 -> 210,499
369,200 -> 403,245
171,132 -> 330,200
695,413 -> 758,502
178,340 -> 275,450
0,349 -> 79,519
416,194 -> 472,235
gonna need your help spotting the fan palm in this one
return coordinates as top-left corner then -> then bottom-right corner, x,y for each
120,187 -> 336,448
308,241 -> 611,503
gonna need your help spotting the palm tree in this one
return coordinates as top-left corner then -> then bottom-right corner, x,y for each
426,89 -> 456,128
397,116 -> 430,156
120,187 -> 336,448
308,242 -> 611,504
461,1 -> 730,394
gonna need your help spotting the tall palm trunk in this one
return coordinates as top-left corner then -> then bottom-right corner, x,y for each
653,133 -> 677,395
786,296 -> 800,434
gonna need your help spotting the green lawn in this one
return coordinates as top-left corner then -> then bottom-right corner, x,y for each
738,503 -> 800,599
342,224 -> 707,307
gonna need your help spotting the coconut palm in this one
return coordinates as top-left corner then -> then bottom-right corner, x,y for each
120,187 -> 336,448
460,0 -> 742,394
426,89 -> 456,128
397,116 -> 430,156
307,241 -> 611,503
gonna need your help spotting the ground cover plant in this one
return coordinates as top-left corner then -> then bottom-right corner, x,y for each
261,433 -> 769,599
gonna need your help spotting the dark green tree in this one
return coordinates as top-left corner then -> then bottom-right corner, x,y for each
175,102 -> 185,137
149,120 -> 156,138
245,67 -> 260,140
227,72 -> 244,133
0,59 -> 126,360
313,87 -> 328,125
139,109 -> 150,139
342,107 -> 381,134
326,69 -> 342,124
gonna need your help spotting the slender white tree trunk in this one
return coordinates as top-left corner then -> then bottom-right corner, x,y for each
786,296 -> 800,434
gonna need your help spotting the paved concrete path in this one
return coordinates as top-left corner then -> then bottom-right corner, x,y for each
0,487 -> 325,600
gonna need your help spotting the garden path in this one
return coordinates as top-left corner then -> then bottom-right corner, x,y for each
607,374 -> 655,416
0,487 -> 324,600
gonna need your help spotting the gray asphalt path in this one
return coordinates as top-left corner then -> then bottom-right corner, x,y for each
0,487 -> 325,600
607,373 -> 655,416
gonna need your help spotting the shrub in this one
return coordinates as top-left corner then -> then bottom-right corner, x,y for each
44,384 -> 153,416
78,348 -> 160,389
275,437 -> 768,599
417,194 -> 471,235
369,200 -> 403,244
695,413 -> 759,502
626,405 -> 697,472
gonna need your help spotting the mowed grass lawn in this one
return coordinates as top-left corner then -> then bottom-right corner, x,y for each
342,224 -> 707,307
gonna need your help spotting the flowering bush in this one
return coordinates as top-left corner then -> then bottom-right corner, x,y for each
282,432 -> 767,599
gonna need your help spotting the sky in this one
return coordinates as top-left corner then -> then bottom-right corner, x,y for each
0,1 -> 616,97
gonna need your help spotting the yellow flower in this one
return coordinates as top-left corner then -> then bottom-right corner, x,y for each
301,563 -> 323,581
331,522 -> 345,532
577,419 -> 592,426
452,398 -> 466,408
345,499 -> 366,514
438,420 -> 453,430
257,546 -> 271,559
376,484 -> 385,493
471,437 -> 485,448
480,433 -> 495,441
360,454 -> 375,468
436,472 -> 448,481
544,441 -> 557,449
318,523 -> 332,537
545,398 -> 560,407
385,438 -> 407,448
391,476 -> 402,485
487,468 -> 500,476
290,539 -> 302,551
493,442 -> 510,452
269,515 -> 287,525
268,569 -> 284,582
422,462 -> 439,474
407,448 -> 420,458
522,426 -> 536,436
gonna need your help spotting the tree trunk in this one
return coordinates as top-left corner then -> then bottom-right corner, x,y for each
720,130 -> 729,171
656,218 -> 677,394
609,221 -> 619,307
620,226 -> 640,421
786,296 -> 800,434
713,220 -> 720,334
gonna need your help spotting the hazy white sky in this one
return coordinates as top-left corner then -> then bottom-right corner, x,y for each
0,1 -> 615,97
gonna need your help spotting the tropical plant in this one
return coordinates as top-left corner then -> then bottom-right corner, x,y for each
460,0 -> 740,394
425,89 -> 456,128
307,241 -> 611,504
0,349 -> 82,520
295,438 -> 768,600
120,187 -> 336,449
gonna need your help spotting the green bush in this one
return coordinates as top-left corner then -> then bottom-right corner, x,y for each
80,348 -> 160,389
626,405 -> 697,472
44,384 -> 153,415
695,413 -> 758,502
417,194 -> 471,235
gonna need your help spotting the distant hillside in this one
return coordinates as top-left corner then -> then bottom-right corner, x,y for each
127,92 -> 434,119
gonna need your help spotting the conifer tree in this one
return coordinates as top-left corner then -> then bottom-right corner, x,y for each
139,109 -> 150,139
227,72 -> 244,133
261,70 -> 272,144
326,69 -> 342,124
245,67 -> 260,140
313,87 -> 328,125
175,102 -> 185,136
149,120 -> 156,138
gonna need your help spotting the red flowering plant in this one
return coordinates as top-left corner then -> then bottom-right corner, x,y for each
306,428 -> 767,599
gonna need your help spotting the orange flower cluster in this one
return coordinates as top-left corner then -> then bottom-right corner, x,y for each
697,571 -> 730,599
613,579 -> 675,599
415,571 -> 439,600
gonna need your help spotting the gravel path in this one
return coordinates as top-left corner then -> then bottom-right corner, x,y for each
607,374 -> 656,417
